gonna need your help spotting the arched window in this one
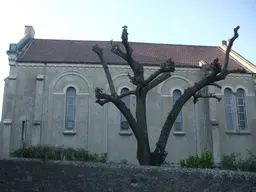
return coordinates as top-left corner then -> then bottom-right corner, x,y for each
65,87 -> 76,130
236,88 -> 247,130
120,87 -> 130,131
173,89 -> 183,131
224,88 -> 235,130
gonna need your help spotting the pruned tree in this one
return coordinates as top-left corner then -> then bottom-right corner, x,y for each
92,26 -> 246,166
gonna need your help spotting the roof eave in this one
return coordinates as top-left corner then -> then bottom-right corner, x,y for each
219,43 -> 256,73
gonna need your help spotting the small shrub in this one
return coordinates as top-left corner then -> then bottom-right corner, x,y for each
220,152 -> 239,170
10,145 -> 107,163
200,151 -> 213,168
99,153 -> 108,163
220,150 -> 256,172
180,151 -> 213,168
120,159 -> 128,164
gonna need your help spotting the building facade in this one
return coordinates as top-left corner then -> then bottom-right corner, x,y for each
1,26 -> 256,164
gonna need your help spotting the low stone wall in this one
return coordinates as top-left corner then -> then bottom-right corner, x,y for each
0,158 -> 255,192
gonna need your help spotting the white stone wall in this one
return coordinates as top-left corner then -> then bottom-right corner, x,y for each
1,61 -> 256,164
215,74 -> 256,158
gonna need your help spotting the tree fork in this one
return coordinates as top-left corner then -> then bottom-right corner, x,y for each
92,25 -> 245,166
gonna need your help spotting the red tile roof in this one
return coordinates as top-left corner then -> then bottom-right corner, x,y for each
17,39 -> 244,69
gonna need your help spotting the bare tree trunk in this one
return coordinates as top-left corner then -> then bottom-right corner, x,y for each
135,87 -> 152,165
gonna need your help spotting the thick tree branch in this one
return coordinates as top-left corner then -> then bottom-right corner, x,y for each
207,58 -> 222,78
95,88 -> 114,106
96,99 -> 109,106
94,87 -> 138,139
207,83 -> 222,89
110,26 -> 140,74
215,26 -> 240,80
92,45 -> 117,96
144,58 -> 175,85
110,26 -> 145,85
228,68 -> 247,74
215,67 -> 247,81
121,26 -> 135,70
128,73 -> 139,85
144,73 -> 171,92
119,90 -> 136,99
144,70 -> 163,85
95,88 -> 135,105
222,26 -> 240,73
155,26 -> 243,159
110,40 -> 127,61
93,43 -> 139,139
193,92 -> 221,104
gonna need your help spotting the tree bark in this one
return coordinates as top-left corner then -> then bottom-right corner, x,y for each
135,87 -> 151,165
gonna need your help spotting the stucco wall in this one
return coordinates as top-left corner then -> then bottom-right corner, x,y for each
0,158 -> 256,192
1,61 -> 256,164
42,64 -> 205,164
215,74 -> 256,157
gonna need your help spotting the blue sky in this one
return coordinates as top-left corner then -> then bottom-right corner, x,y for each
0,0 -> 255,117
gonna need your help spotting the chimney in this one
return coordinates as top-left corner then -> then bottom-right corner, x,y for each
24,25 -> 35,38
199,60 -> 207,66
221,40 -> 227,46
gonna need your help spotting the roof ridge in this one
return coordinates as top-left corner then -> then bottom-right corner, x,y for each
33,38 -> 218,48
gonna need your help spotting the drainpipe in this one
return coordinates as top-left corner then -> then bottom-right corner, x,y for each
40,62 -> 47,145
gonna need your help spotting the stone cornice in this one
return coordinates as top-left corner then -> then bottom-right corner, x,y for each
36,75 -> 44,81
227,73 -> 253,79
15,62 -> 200,72
13,62 -> 254,79
8,54 -> 18,66
8,75 -> 17,80
3,119 -> 12,125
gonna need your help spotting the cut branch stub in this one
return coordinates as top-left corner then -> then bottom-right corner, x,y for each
92,45 -> 103,59
94,87 -> 136,106
160,58 -> 175,72
95,88 -> 114,106
121,26 -> 136,70
206,58 -> 222,78
128,73 -> 138,85
122,25 -> 129,43
110,42 -> 127,60
218,26 -> 240,78
143,57 -> 174,88
92,44 -> 117,96
95,87 -> 104,99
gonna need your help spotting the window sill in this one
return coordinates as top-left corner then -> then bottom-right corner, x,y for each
33,120 -> 41,125
226,131 -> 251,135
62,130 -> 76,135
173,132 -> 186,136
119,130 -> 133,136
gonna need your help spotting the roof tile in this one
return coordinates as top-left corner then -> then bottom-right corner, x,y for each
17,39 -> 243,69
